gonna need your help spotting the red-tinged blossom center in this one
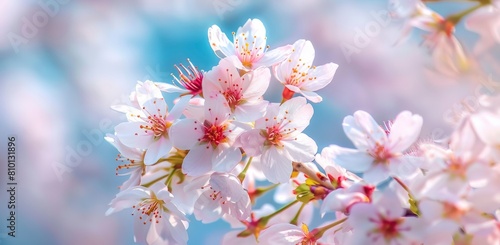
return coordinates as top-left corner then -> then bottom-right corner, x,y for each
374,216 -> 403,240
132,198 -> 165,225
370,144 -> 393,164
172,59 -> 203,96
201,122 -> 228,147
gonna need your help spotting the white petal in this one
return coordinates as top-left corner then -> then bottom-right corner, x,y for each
282,133 -> 317,162
330,145 -> 374,172
182,145 -> 214,176
343,111 -> 387,150
208,25 -> 235,58
204,93 -> 231,124
279,97 -> 313,133
471,111 -> 500,145
362,164 -> 390,185
348,203 -> 379,231
301,62 -> 338,92
388,111 -> 423,152
106,187 -> 149,215
170,119 -> 204,150
212,146 -> 242,173
234,100 -> 268,122
259,224 -> 305,245
166,95 -> 191,121
235,129 -> 265,157
261,147 -> 293,183
115,121 -> 154,149
298,90 -> 323,103
252,45 -> 293,68
144,137 -> 172,165
194,190 -> 223,223
142,97 -> 168,120
105,134 -> 142,160
241,67 -> 271,100
154,82 -> 188,93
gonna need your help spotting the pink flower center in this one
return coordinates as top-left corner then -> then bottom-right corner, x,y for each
442,202 -> 467,221
233,32 -> 267,68
132,198 -> 164,225
369,144 -> 393,164
446,156 -> 467,179
115,152 -> 146,176
264,125 -> 284,147
222,85 -> 243,110
201,186 -> 228,205
141,114 -> 171,138
172,59 -> 203,96
200,122 -> 228,147
372,216 -> 403,240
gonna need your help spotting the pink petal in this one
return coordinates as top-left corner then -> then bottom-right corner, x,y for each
301,62 -> 338,92
343,111 -> 387,151
241,67 -> 271,100
115,121 -> 154,149
362,164 -> 390,185
330,145 -> 373,173
282,133 -> 317,162
182,145 -> 214,176
252,45 -> 293,68
259,224 -> 305,244
208,25 -> 236,58
204,93 -> 232,124
212,146 -> 242,173
170,119 -> 204,150
261,147 -> 293,183
143,136 -> 172,165
388,111 -> 423,152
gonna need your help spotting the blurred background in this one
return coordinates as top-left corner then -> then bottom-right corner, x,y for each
0,0 -> 498,244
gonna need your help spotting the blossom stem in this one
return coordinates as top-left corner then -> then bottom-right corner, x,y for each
292,162 -> 336,190
238,157 -> 253,183
446,3 -> 487,24
290,201 -> 308,225
165,168 -> 178,192
312,217 -> 348,240
142,174 -> 168,188
393,176 -> 420,216
259,200 -> 299,226
255,183 -> 280,195
393,176 -> 414,199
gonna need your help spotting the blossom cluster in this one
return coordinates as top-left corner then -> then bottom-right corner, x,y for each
104,16 -> 500,245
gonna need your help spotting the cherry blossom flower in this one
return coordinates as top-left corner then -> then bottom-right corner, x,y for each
114,81 -> 189,165
105,187 -> 188,245
208,18 -> 292,71
170,94 -> 246,176
273,39 -> 338,103
332,110 -> 423,184
236,97 -> 317,183
155,59 -> 204,96
203,58 -> 270,122
348,191 -> 424,245
104,134 -> 146,190
188,173 -> 251,223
